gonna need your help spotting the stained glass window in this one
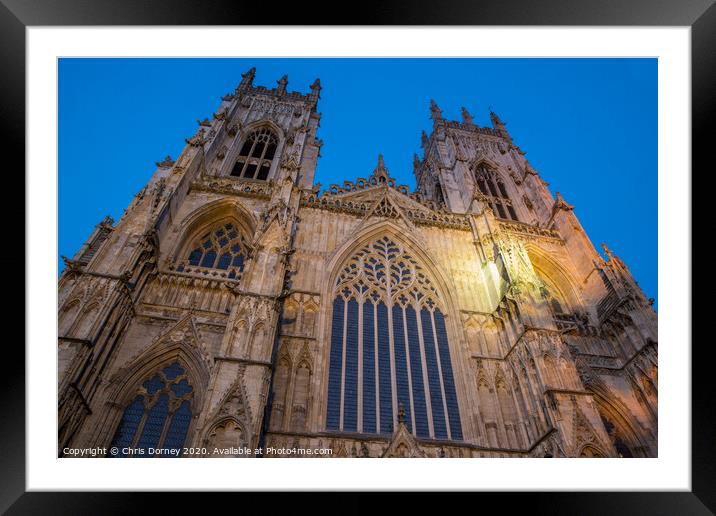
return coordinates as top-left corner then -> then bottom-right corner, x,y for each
176,222 -> 246,280
109,362 -> 194,457
325,236 -> 463,441
231,127 -> 278,180
326,298 -> 344,431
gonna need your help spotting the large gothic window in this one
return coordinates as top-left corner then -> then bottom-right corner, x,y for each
230,127 -> 278,180
326,236 -> 463,441
109,362 -> 194,457
474,163 -> 519,221
176,221 -> 246,280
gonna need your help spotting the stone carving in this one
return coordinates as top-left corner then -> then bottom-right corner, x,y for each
156,155 -> 175,168
57,68 -> 657,460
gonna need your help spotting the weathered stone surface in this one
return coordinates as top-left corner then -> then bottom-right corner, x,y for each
58,70 -> 657,459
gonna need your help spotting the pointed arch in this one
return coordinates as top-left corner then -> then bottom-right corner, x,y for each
228,319 -> 248,357
172,199 -> 256,280
174,197 -> 257,257
95,316 -> 212,452
321,223 -> 467,442
290,360 -> 311,431
270,351 -> 292,431
470,156 -> 504,178
463,315 -> 483,355
494,369 -> 519,447
247,321 -> 267,360
237,118 -> 286,144
588,382 -> 653,457
222,119 -> 286,181
203,418 -> 250,456
525,244 -> 583,313
471,157 -> 519,221
325,220 -> 458,314
108,319 -> 211,412
301,300 -> 318,337
200,374 -> 254,455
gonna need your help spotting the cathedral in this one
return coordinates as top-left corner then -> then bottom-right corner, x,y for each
58,68 -> 658,458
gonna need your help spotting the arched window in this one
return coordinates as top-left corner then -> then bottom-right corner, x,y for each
230,127 -> 278,180
474,163 -> 518,221
109,362 -> 194,457
176,221 -> 246,280
326,236 -> 463,441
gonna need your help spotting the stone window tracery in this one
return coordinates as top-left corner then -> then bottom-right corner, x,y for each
176,221 -> 246,280
474,163 -> 519,221
326,236 -> 463,441
109,362 -> 194,457
231,127 -> 278,181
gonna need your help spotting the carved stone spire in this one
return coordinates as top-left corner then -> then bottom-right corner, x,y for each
372,154 -> 390,182
490,109 -> 512,143
461,106 -> 474,125
398,402 -> 406,424
239,67 -> 256,90
310,78 -> 322,97
413,153 -> 422,172
489,109 -> 501,125
429,99 -> 442,121
421,130 -> 429,149
602,244 -> 625,269
277,74 -> 289,95
601,243 -> 615,260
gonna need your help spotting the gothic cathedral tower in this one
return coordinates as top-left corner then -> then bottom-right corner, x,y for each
58,69 -> 657,458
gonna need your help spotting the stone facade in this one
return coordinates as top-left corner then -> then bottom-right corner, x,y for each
58,68 -> 658,458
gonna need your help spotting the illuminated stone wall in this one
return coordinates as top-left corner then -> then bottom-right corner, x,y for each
58,70 -> 657,458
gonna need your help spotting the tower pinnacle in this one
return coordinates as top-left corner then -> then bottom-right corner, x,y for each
310,78 -> 322,97
239,67 -> 256,90
461,106 -> 474,125
372,154 -> 390,182
429,99 -> 442,121
490,109 -> 512,144
277,74 -> 289,95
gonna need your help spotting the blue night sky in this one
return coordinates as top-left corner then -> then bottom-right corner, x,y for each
59,58 -> 657,308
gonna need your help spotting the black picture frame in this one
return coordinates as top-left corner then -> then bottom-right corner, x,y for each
4,0 -> 709,512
